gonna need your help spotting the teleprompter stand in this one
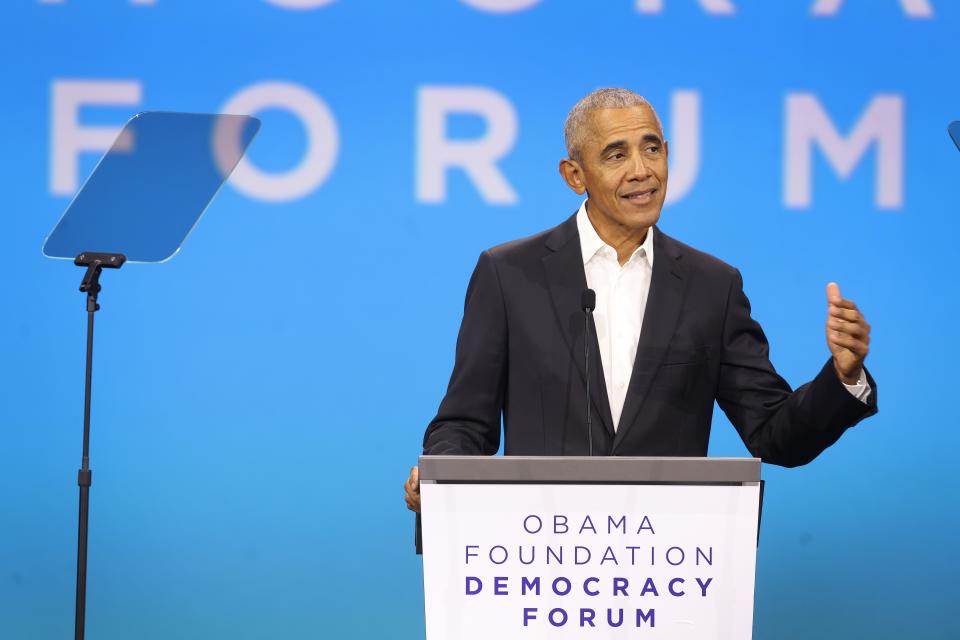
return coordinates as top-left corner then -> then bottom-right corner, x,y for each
42,111 -> 261,640
72,252 -> 125,640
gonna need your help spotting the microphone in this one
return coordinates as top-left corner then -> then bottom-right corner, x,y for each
581,289 -> 596,456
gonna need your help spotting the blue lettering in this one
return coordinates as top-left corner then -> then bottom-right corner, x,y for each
579,515 -> 597,534
613,577 -> 629,596
519,546 -> 535,565
666,546 -> 685,566
696,577 -> 713,596
522,576 -> 540,595
637,516 -> 655,534
668,578 -> 685,597
696,547 -> 713,566
523,515 -> 542,534
574,546 -> 591,565
466,577 -> 482,595
584,577 -> 600,596
580,608 -> 596,627
637,608 -> 656,627
640,577 -> 659,596
600,546 -> 619,565
489,545 -> 508,565
608,515 -> 626,534
607,608 -> 624,627
465,545 -> 478,563
549,608 -> 568,627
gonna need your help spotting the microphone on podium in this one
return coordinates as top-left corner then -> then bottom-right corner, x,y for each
581,289 -> 596,456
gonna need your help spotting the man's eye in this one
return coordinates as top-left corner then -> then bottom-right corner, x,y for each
608,152 -> 625,160
645,146 -> 660,154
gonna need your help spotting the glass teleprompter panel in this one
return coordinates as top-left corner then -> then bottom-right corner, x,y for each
43,111 -> 260,263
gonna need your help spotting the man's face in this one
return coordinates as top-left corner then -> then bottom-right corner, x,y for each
563,105 -> 668,234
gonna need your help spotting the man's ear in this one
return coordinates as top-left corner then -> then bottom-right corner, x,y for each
559,158 -> 586,195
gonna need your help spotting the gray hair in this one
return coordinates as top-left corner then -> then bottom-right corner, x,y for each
563,88 -> 663,160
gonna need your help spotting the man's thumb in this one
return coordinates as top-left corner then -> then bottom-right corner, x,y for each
826,282 -> 842,303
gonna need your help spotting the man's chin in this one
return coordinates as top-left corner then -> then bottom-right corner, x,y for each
617,205 -> 662,230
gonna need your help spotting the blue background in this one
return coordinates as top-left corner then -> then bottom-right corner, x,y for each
2,1 -> 958,638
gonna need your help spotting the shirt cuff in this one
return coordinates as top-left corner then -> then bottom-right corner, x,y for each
842,368 -> 872,403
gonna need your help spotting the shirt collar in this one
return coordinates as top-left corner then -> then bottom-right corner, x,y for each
575,199 -> 655,268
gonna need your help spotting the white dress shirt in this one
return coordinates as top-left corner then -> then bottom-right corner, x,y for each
575,201 -> 869,431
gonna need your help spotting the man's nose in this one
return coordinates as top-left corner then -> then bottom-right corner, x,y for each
627,152 -> 652,180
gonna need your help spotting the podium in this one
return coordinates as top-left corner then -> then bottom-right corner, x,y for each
419,456 -> 763,640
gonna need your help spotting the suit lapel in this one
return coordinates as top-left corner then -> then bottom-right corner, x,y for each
613,228 -> 688,448
542,214 -> 615,438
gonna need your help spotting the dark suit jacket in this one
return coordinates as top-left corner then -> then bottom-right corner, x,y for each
423,214 -> 877,466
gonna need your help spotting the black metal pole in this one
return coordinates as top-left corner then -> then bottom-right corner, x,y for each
71,253 -> 122,640
75,264 -> 101,640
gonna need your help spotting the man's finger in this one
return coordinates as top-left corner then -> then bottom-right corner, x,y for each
829,298 -> 860,313
829,305 -> 862,322
828,333 -> 869,355
826,282 -> 842,304
407,466 -> 422,513
828,319 -> 870,340
404,484 -> 421,512
404,483 -> 422,512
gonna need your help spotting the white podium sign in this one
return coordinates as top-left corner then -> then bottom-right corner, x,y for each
422,480 -> 760,639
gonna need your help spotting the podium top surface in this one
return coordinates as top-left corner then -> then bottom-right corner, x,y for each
418,456 -> 760,484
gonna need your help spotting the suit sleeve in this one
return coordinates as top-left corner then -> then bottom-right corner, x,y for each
716,270 -> 878,467
422,251 -> 507,455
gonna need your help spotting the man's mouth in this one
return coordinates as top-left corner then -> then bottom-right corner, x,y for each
621,188 -> 657,204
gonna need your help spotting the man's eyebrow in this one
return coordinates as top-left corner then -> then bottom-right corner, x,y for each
599,140 -> 626,157
599,134 -> 664,157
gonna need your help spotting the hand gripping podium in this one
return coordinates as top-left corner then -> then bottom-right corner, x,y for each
419,456 -> 763,640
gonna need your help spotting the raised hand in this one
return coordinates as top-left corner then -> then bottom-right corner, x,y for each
825,282 -> 870,384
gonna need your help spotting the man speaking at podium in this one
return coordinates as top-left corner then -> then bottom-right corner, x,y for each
404,88 -> 876,512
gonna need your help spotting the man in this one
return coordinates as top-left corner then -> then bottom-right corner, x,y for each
404,88 -> 876,512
